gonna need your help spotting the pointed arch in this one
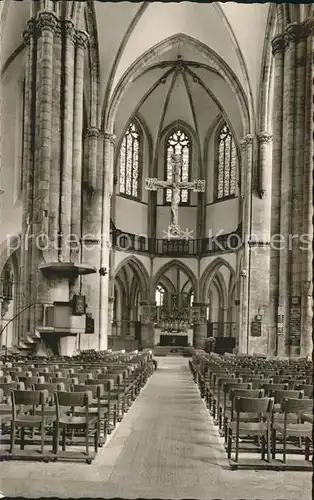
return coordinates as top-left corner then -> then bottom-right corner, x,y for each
84,0 -> 100,126
152,259 -> 197,294
163,124 -> 192,205
114,256 -> 149,297
214,122 -> 237,201
257,3 -> 277,132
213,270 -> 228,312
157,274 -> 176,293
105,33 -> 251,136
117,118 -> 143,199
200,257 -> 235,303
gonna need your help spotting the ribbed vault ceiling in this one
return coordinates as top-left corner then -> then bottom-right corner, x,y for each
1,1 -> 272,142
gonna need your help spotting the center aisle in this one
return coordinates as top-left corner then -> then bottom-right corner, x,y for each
0,357 -> 311,499
103,356 -> 228,497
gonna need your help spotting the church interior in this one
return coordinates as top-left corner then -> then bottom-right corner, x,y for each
0,1 -> 313,498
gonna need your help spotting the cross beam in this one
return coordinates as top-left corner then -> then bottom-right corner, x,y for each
145,154 -> 205,238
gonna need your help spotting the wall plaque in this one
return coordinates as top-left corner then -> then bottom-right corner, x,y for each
289,296 -> 301,345
251,320 -> 262,337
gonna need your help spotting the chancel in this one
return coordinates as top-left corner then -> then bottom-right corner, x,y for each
0,1 -> 312,497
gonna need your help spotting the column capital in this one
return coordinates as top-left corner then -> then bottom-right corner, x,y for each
257,132 -> 273,144
240,134 -> 254,150
75,30 -> 89,50
36,11 -> 58,33
87,127 -> 100,139
295,22 -> 311,42
63,19 -> 76,43
23,19 -> 37,44
284,22 -> 300,48
271,34 -> 285,55
303,18 -> 314,37
104,131 -> 116,145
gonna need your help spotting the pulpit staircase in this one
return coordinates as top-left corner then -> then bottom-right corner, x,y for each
1,302 -> 53,357
3,331 -> 44,357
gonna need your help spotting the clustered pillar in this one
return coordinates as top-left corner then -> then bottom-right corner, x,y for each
238,134 -> 254,354
20,7 -> 90,349
98,132 -> 116,351
270,20 -> 313,357
269,33 -> 285,356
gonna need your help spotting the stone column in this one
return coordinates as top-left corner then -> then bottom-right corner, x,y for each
71,28 -> 89,268
48,18 -> 61,249
99,132 -> 115,351
193,323 -> 207,350
278,24 -> 297,356
244,132 -> 273,355
20,19 -> 37,337
107,249 -> 115,335
270,34 -> 285,355
87,127 -> 99,193
300,19 -> 313,357
238,134 -> 254,354
69,28 -> 89,302
80,129 -> 103,351
59,19 -> 75,262
288,24 -> 308,356
30,11 -> 57,333
192,302 -> 208,349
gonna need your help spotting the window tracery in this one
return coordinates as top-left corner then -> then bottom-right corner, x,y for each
216,124 -> 236,200
164,128 -> 191,204
119,121 -> 141,198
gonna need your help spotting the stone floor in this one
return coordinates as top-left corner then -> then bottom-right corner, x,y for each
0,357 -> 312,499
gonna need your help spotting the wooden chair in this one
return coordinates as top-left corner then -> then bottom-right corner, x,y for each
53,390 -> 99,464
22,376 -> 45,390
221,383 -> 252,432
10,389 -> 48,456
49,377 -> 78,390
227,397 -> 273,464
97,373 -> 124,422
261,383 -> 288,396
210,374 -> 236,418
71,384 -> 109,444
87,378 -> 117,432
272,398 -> 313,463
243,377 -> 273,389
0,387 -> 13,436
218,378 -> 252,429
293,384 -> 313,398
32,383 -> 65,427
223,389 -> 264,442
272,390 -> 304,419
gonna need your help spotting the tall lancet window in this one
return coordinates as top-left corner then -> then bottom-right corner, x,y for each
119,120 -> 141,199
215,123 -> 237,200
155,285 -> 165,306
164,128 -> 191,205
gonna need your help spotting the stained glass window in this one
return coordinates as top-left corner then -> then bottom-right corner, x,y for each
216,124 -> 237,199
119,121 -> 141,198
164,128 -> 191,204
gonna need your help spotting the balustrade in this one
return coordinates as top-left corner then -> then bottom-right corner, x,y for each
110,223 -> 242,257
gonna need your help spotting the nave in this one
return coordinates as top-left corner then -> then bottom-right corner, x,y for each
1,357 -> 311,499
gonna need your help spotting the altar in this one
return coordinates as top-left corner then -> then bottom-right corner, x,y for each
160,334 -> 188,347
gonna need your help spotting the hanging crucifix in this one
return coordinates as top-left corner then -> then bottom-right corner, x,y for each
145,153 -> 205,239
